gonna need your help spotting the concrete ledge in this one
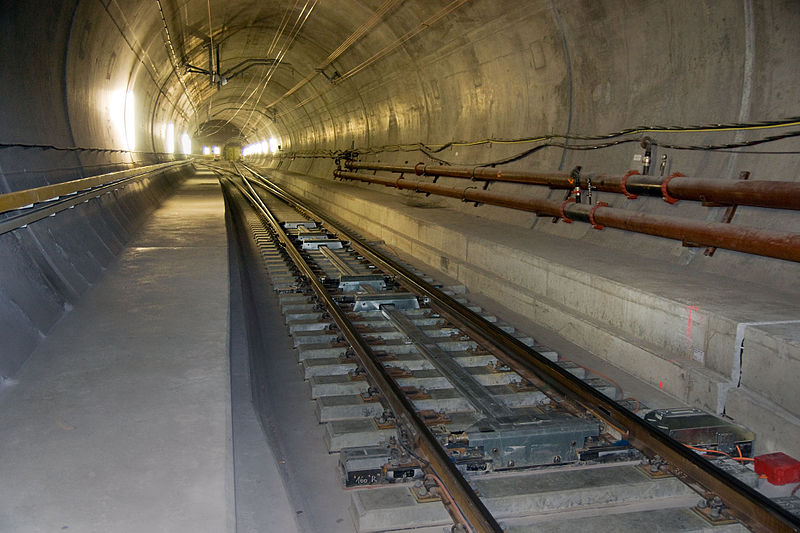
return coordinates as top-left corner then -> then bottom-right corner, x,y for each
726,387 -> 800,458
739,321 -> 800,416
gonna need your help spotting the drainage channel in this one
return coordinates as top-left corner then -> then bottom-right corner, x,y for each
218,163 -> 783,533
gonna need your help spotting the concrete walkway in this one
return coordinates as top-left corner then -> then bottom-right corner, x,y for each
0,173 -> 234,532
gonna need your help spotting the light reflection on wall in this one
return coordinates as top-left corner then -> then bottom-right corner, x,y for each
242,137 -> 281,156
124,91 -> 135,152
165,122 -> 175,154
109,89 -> 136,152
109,90 -> 126,149
181,133 -> 191,155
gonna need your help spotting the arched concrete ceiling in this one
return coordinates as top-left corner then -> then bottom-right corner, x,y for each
2,0 -> 797,161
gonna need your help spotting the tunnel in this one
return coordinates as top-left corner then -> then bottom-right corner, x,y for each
1,1 -> 799,531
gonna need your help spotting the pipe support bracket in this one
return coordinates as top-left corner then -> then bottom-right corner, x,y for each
662,172 -> 685,205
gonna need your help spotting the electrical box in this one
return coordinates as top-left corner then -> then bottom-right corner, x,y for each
754,452 -> 800,485
644,408 -> 754,456
466,414 -> 599,468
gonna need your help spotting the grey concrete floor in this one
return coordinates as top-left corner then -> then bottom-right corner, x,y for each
0,174 -> 235,532
227,229 -> 299,533
242,294 -> 354,533
225,193 -> 353,533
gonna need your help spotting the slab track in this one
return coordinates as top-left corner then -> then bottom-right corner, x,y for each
215,161 -> 799,533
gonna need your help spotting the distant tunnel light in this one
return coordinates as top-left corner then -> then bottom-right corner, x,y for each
212,145 -> 221,155
242,138 -> 280,157
243,141 -> 263,156
165,122 -> 175,154
202,146 -> 211,155
181,133 -> 191,155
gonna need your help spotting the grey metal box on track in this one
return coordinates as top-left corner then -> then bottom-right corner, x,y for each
467,414 -> 599,468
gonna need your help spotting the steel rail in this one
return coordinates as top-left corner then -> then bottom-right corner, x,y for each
380,305 -> 517,424
317,245 -> 358,276
0,161 -> 192,236
223,170 -> 503,533
333,169 -> 800,263
344,160 -> 800,211
240,163 -> 800,533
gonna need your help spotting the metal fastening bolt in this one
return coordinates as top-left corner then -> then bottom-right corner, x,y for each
707,496 -> 725,520
650,455 -> 663,473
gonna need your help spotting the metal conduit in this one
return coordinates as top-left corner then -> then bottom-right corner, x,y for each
332,169 -> 800,263
343,161 -> 800,210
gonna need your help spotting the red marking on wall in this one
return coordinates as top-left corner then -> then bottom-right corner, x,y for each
686,305 -> 699,339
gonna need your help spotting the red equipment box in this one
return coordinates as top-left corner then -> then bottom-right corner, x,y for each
754,452 -> 800,485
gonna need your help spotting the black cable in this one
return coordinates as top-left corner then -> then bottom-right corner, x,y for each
418,144 -> 453,165
266,118 -> 800,165
0,142 -> 183,156
0,142 -> 129,153
659,130 -> 800,151
421,116 -> 800,154
469,130 -> 800,167
460,129 -> 794,164
275,129 -> 800,167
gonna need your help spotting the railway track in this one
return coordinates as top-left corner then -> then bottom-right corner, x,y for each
215,161 -> 800,533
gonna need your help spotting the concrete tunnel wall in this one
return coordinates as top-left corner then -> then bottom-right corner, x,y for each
0,1 -> 799,449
